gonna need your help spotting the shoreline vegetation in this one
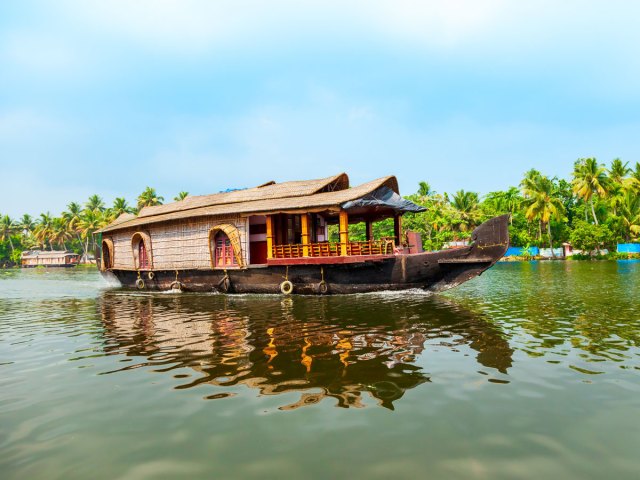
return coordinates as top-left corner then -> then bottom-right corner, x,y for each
1,159 -> 639,267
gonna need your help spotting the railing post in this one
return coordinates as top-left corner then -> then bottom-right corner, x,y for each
266,215 -> 273,259
301,214 -> 310,257
394,214 -> 402,247
339,210 -> 349,256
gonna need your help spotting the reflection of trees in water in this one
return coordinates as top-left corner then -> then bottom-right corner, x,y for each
100,292 -> 513,410
482,262 -> 640,359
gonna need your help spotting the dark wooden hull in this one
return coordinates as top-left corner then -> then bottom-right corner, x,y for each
102,215 -> 509,294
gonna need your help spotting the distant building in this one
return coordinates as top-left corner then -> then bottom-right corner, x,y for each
21,250 -> 80,268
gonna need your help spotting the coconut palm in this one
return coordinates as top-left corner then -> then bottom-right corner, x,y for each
522,175 -> 565,256
417,182 -> 433,197
85,195 -> 105,212
174,191 -> 189,202
50,217 -> 72,250
629,162 -> 640,192
620,190 -> 640,240
608,158 -> 630,185
18,214 -> 36,235
33,213 -> 54,250
572,158 -> 609,225
485,187 -> 522,224
137,187 -> 164,210
77,210 -> 105,258
450,190 -> 480,232
0,215 -> 17,255
607,182 -> 625,217
111,197 -> 133,219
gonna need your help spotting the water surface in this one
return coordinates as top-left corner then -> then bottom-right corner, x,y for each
1,262 -> 639,479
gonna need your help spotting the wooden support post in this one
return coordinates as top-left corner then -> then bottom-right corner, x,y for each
266,215 -> 274,259
394,214 -> 402,247
301,214 -> 310,257
339,210 -> 349,256
366,220 -> 373,241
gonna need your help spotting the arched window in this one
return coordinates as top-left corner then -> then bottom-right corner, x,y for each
214,231 -> 237,267
101,238 -> 114,270
131,232 -> 153,270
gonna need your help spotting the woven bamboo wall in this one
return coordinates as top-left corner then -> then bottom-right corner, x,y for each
107,215 -> 249,270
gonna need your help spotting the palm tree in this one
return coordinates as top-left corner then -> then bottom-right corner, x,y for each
620,190 -> 640,241
85,195 -> 105,212
77,210 -> 104,259
608,158 -> 630,185
417,182 -> 433,197
0,215 -> 17,255
522,175 -> 565,256
450,190 -> 480,233
33,213 -> 54,250
607,182 -> 625,217
174,191 -> 189,202
111,197 -> 132,220
520,169 -> 544,238
50,217 -> 72,250
572,158 -> 609,225
630,162 -> 640,192
137,187 -> 164,210
485,187 -> 522,224
18,214 -> 35,236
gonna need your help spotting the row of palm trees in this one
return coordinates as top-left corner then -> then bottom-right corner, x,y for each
407,158 -> 640,253
0,187 -> 184,264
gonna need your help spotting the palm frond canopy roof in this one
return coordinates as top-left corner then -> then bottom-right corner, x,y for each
98,173 -> 419,233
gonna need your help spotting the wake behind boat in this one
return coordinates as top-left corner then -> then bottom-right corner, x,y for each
97,173 -> 509,294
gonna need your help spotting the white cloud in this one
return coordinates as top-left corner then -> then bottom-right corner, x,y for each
60,0 -> 510,53
2,31 -> 85,75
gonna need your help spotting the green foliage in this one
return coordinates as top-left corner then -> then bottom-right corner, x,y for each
1,159 -> 638,266
569,220 -> 612,253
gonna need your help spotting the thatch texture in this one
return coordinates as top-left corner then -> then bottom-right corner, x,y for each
101,238 -> 114,270
107,215 -> 248,271
136,172 -> 350,219
209,224 -> 245,268
131,231 -> 153,269
100,175 -> 398,233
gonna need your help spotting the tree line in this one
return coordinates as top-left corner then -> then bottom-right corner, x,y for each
399,158 -> 640,254
0,187 -> 181,266
342,158 -> 640,255
1,158 -> 639,266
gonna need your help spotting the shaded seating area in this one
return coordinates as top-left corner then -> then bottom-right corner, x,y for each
267,186 -> 425,261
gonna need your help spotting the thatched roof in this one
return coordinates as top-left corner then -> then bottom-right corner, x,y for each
137,172 -> 349,219
99,173 -> 401,233
22,250 -> 79,258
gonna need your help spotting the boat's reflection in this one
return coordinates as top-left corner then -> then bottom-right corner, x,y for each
99,292 -> 513,409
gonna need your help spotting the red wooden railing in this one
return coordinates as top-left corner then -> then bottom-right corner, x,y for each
271,240 -> 394,259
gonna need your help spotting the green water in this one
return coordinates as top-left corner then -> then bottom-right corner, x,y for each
1,262 -> 639,479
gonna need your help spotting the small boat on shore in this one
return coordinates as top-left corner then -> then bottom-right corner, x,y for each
97,173 -> 509,294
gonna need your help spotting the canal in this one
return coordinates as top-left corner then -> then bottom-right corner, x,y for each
1,261 -> 639,479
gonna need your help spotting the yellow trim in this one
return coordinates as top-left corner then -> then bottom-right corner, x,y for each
339,210 -> 349,256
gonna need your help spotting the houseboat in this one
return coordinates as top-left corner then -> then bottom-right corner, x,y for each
97,173 -> 509,294
21,250 -> 80,268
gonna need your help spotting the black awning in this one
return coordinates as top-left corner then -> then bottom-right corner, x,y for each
341,186 -> 426,214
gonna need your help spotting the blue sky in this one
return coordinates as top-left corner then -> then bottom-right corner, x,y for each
1,0 -> 639,217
